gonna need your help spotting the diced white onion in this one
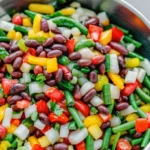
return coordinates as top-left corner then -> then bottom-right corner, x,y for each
140,59 -> 150,76
71,13 -> 79,21
110,54 -> 119,74
110,116 -> 121,127
0,20 -> 14,32
14,124 -> 29,140
24,142 -> 32,150
20,63 -> 31,73
71,27 -> 81,36
80,82 -> 95,96
84,8 -> 96,17
68,128 -> 88,145
34,119 -> 46,130
24,104 -> 37,118
133,67 -> 139,74
90,96 -> 103,107
0,14 -> 11,22
60,123 -> 69,138
97,12 -> 109,24
23,73 -> 31,83
47,20 -> 57,29
29,82 -> 43,95
20,78 -> 25,84
74,35 -> 86,44
110,84 -> 120,99
76,7 -> 84,16
45,128 -> 60,144
78,111 -> 85,120
79,15 -> 89,22
12,111 -> 23,119
120,105 -> 136,116
2,108 -> 12,127
125,70 -> 138,83
126,43 -> 136,52
70,76 -> 78,84
137,68 -> 146,83
70,2 -> 81,8
79,48 -> 95,60
62,29 -> 72,39
94,139 -> 103,150
43,84 -> 51,93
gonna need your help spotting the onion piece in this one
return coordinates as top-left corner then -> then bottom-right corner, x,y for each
20,63 -> 31,73
2,108 -> 12,127
110,84 -> 120,99
125,70 -> 138,83
24,104 -> 37,118
12,111 -> 23,119
90,96 -> 103,107
0,20 -> 14,32
78,111 -> 85,120
97,12 -> 109,25
79,48 -> 95,60
29,82 -> 43,95
120,105 -> 136,116
110,116 -> 121,127
24,142 -> 32,150
34,119 -> 46,130
137,68 -> 146,83
140,59 -> 150,76
94,139 -> 103,150
126,43 -> 136,52
110,54 -> 119,74
23,73 -> 31,83
60,123 -> 69,138
43,84 -> 51,93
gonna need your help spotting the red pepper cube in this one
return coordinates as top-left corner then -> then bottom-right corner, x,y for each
98,113 -> 111,122
135,118 -> 148,133
0,98 -> 6,105
0,124 -> 7,139
112,26 -> 124,42
147,113 -> 150,128
66,39 -> 75,54
91,55 -> 105,65
36,100 -> 49,115
12,15 -> 23,25
32,144 -> 45,150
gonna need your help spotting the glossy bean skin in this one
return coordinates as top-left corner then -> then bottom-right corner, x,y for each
44,48 -> 51,53
43,70 -> 52,80
20,92 -> 31,101
0,64 -> 6,73
35,129 -> 43,138
51,27 -> 62,34
84,17 -> 99,27
132,145 -> 141,150
25,40 -> 40,48
47,50 -> 62,58
39,51 -> 47,58
89,64 -> 96,70
77,59 -> 91,67
83,89 -> 96,103
101,121 -> 111,130
36,46 -> 44,56
10,83 -> 26,95
12,71 -> 22,79
54,143 -> 68,150
10,45 -> 19,52
46,80 -> 56,86
55,68 -> 63,82
99,63 -> 106,75
8,95 -> 22,105
0,59 -> 2,67
43,38 -> 54,47
118,55 -> 125,68
95,42 -> 111,54
89,71 -> 98,83
133,132 -> 143,138
119,69 -> 128,78
69,52 -> 81,61
54,34 -> 67,44
115,102 -> 129,111
39,113 -> 50,125
64,73 -> 73,81
13,57 -> 23,70
73,84 -> 82,100
51,44 -> 68,53
11,104 -> 21,112
97,105 -> 109,114
45,146 -> 53,150
34,93 -> 49,102
0,42 -> 10,50
34,65 -> 43,75
41,18 -> 49,32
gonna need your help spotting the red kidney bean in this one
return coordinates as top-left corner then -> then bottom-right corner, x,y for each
25,40 -> 40,48
34,65 -> 43,75
104,45 -> 111,53
84,17 -> 99,28
69,52 -> 81,61
73,84 -> 82,100
10,83 -> 27,95
8,95 -> 22,105
64,72 -> 73,81
44,48 -> 51,53
97,105 -> 109,114
46,80 -> 56,86
45,146 -> 53,150
41,18 -> 49,32
0,64 -> 6,73
43,70 -> 52,80
54,143 -> 68,150
4,51 -> 24,64
99,63 -> 106,75
99,23 -> 103,28
35,129 -> 43,138
0,59 -> 2,67
13,57 -> 23,70
36,46 -> 44,56
11,104 -> 21,111
54,34 -> 67,44
51,44 -> 68,53
122,96 -> 129,102
83,89 -> 96,103
118,55 -> 125,68
95,42 -> 111,54
115,102 -> 129,111
109,42 -> 128,55
34,93 -> 49,102
0,42 -> 10,50
89,71 -> 98,83
51,27 -> 62,34
119,69 -> 128,78
39,113 -> 50,125
132,145 -> 141,150
10,45 -> 19,52
89,64 -> 96,70
0,73 -> 4,79
77,59 -> 91,67
47,50 -> 62,58
12,71 -> 22,79
20,92 -> 31,101
101,121 -> 111,130
43,38 -> 54,47
92,55 -> 105,65
39,51 -> 46,58
116,96 -> 123,103
55,68 -> 63,82
133,132 -> 142,138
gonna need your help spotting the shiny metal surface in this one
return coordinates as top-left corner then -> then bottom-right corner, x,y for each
0,0 -> 150,60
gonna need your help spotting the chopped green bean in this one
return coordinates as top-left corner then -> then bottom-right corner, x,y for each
86,134 -> 94,150
131,137 -> 143,146
64,90 -> 75,106
103,83 -> 112,105
141,129 -> 150,148
112,132 -> 121,150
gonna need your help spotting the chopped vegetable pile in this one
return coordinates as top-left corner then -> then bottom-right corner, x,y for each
0,1 -> 150,150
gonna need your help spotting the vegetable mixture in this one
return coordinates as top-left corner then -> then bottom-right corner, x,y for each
0,1 -> 150,150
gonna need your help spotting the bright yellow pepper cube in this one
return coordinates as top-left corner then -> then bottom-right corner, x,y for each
38,136 -> 51,148
7,124 -> 17,133
61,7 -> 75,16
28,30 -> 36,39
49,31 -> 55,38
109,49 -> 120,56
14,32 -> 22,40
6,64 -> 13,74
36,31 -> 49,38
7,30 -> 16,39
140,104 -> 150,112
102,19 -> 110,26
47,57 -> 58,73
88,124 -> 102,140
0,104 -> 8,122
33,14 -> 42,33
28,136 -> 39,147
0,141 -> 11,150
126,113 -> 139,122
125,58 -> 140,68
84,115 -> 103,128
23,18 -> 32,27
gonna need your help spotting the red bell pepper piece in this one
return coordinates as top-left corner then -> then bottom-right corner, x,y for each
12,15 -> 23,25
135,118 -> 148,133
76,141 -> 86,150
98,113 -> 111,122
0,98 -> 6,106
23,52 -> 30,63
64,137 -> 71,145
91,55 -> 105,65
11,119 -> 21,126
2,78 -> 18,94
41,125 -> 51,134
28,48 -> 37,56
66,39 -> 75,54
32,144 -> 45,150
45,87 -> 64,102
16,100 -> 31,109
0,124 -> 7,139
48,112 -> 69,124
36,100 -> 49,115
74,101 -> 90,117
147,113 -> 150,128
112,26 -> 124,42
88,25 -> 103,42
117,138 -> 132,150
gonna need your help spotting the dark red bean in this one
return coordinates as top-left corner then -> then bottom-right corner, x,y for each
54,143 -> 68,150
51,27 -> 62,34
122,96 -> 129,102
12,71 -> 22,79
39,113 -> 50,125
118,55 -> 125,68
69,52 -> 81,61
34,65 -> 43,75
73,84 -> 82,100
10,83 -> 27,95
99,63 -> 106,75
0,73 -> 4,79
41,18 -> 49,32
54,34 -> 67,44
55,68 -> 63,82
115,102 -> 129,111
89,64 -> 96,70
34,93 -> 49,102
84,17 -> 99,27
35,129 -> 43,138
109,42 -> 128,55
101,121 -> 111,130
13,57 -> 23,70
10,40 -> 18,46
97,105 -> 109,114
39,51 -> 46,58
132,145 -> 141,150
36,46 -> 44,56
89,71 -> 98,83
119,69 -> 128,78
10,45 -> 19,52
45,146 -> 53,150
0,64 -> 6,73
43,38 -> 54,47
8,95 -> 22,105
0,59 -> 2,67
20,92 -> 31,101
64,72 -> 73,81
51,44 -> 68,53
95,42 -> 111,54
44,48 -> 51,53
47,50 -> 62,58
133,132 -> 142,138
104,45 -> 111,53
83,89 -> 96,103
46,80 -> 56,86
116,96 -> 123,103
77,59 -> 91,67
11,104 -> 21,111
25,40 -> 40,48
0,42 -> 10,50
43,70 -> 52,80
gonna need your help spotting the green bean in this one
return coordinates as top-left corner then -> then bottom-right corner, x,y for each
14,25 -> 28,34
12,138 -> 17,148
129,128 -> 136,135
143,75 -> 150,90
0,46 -> 9,60
105,54 -> 110,72
54,123 -> 60,131
57,80 -> 74,91
128,52 -> 144,61
4,133 -> 14,142
129,94 -> 138,109
22,118 -> 33,127
141,129 -> 150,148
86,134 -> 94,150
58,55 -> 70,66
0,29 -> 6,36
31,112 -> 38,121
72,68 -> 84,78
78,77 -> 88,86
90,106 -> 98,114
68,121 -> 77,130
103,83 -> 112,105
80,67 -> 90,73
137,108 -> 147,118
64,91 -> 75,106
131,137 -> 143,146
120,39 -> 126,47
142,87 -> 150,96
107,100 -> 115,114
0,36 -> 10,42
102,128 -> 112,150
112,132 -> 121,150
112,121 -> 135,133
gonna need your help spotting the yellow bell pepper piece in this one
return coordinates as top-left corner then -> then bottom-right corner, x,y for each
126,113 -> 139,122
125,58 -> 140,68
84,115 -> 103,128
99,29 -> 112,46
0,141 -> 11,150
0,104 -> 8,122
108,72 -> 124,90
49,31 -> 55,38
47,58 -> 58,73
38,136 -> 51,148
36,31 -> 49,38
102,19 -> 110,26
33,14 -> 42,33
7,30 -> 16,39
27,55 -> 47,66
29,4 -> 54,14
88,124 -> 103,140
28,30 -> 36,39
140,104 -> 150,112
95,75 -> 109,91
14,32 -> 22,40
7,124 -> 17,133
23,18 -> 32,27
68,145 -> 74,150
93,50 -> 102,55
61,7 -> 75,16
28,136 -> 39,147
109,49 -> 120,56
6,64 -> 13,74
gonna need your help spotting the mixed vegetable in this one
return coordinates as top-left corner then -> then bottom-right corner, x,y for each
0,1 -> 150,150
